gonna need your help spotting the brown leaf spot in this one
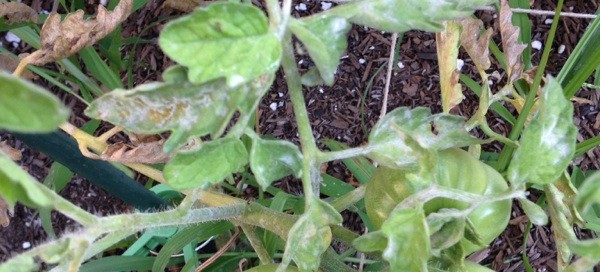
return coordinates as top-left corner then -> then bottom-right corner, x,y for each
499,0 -> 527,84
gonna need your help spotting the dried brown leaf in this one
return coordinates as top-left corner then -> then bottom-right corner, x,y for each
101,141 -> 170,164
0,2 -> 38,24
436,20 -> 463,113
0,197 -> 10,227
0,141 -> 22,161
162,0 -> 211,12
459,18 -> 493,73
499,0 -> 527,83
29,0 -> 132,66
0,53 -> 36,79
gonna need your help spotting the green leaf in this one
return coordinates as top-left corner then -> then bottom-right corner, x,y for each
352,230 -> 387,253
289,16 -> 350,85
162,65 -> 189,83
368,107 -> 481,169
569,239 -> 600,260
159,2 -> 281,86
85,79 -> 252,152
250,138 -> 302,190
518,198 -> 548,226
0,72 -> 69,132
245,264 -> 300,272
0,153 -> 53,209
280,198 -> 342,271
575,172 -> 600,219
328,0 -> 495,32
381,207 -> 430,271
429,217 -> 466,254
507,77 -> 577,186
164,138 -> 248,190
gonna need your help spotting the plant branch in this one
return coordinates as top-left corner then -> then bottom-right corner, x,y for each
380,32 -> 398,119
241,224 -> 272,265
316,145 -> 374,163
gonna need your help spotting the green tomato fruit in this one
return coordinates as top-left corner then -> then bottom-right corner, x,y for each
365,148 -> 511,254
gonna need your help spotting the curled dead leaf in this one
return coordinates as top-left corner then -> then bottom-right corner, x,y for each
0,141 -> 22,161
436,20 -> 463,113
499,0 -> 527,84
0,2 -> 38,24
28,0 -> 132,66
0,53 -> 36,79
459,18 -> 493,73
101,141 -> 171,164
0,197 -> 10,227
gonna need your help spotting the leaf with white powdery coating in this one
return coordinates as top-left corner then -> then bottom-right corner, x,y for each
86,79 -> 249,152
279,198 -> 342,272
250,138 -> 302,190
508,77 -> 576,186
159,2 -> 281,86
381,207 -> 430,271
368,107 -> 482,169
164,138 -> 248,190
290,16 -> 350,86
327,0 -> 495,33
0,72 -> 69,133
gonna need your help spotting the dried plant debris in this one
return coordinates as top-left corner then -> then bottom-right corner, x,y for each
0,141 -> 22,161
436,20 -> 463,112
162,0 -> 211,12
459,18 -> 493,74
499,0 -> 527,84
28,0 -> 133,66
0,2 -> 38,24
0,197 -> 9,228
100,141 -> 170,164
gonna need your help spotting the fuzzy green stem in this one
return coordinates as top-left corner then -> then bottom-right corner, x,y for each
317,146 -> 374,163
241,224 -> 272,264
281,33 -> 319,201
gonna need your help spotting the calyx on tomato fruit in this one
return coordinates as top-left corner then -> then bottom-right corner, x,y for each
365,148 -> 511,254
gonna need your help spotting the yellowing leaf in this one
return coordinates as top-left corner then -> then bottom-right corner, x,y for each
436,20 -> 463,113
459,18 -> 493,73
0,2 -> 38,24
499,0 -> 527,83
29,0 -> 132,66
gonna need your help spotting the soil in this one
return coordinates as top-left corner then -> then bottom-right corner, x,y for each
1,0 -> 600,271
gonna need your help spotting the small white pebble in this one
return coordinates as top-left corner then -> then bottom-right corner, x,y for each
39,10 -> 50,15
295,3 -> 307,11
493,14 -> 497,19
318,88 -> 324,94
278,92 -> 284,97
531,40 -> 542,51
308,99 -> 315,105
100,0 -> 108,6
488,79 -> 494,86
456,59 -> 465,71
269,102 -> 277,111
278,101 -> 284,107
569,6 -> 574,11
5,32 -> 21,46
369,46 -> 375,50
25,222 -> 31,227
298,59 -> 304,65
358,58 -> 366,64
321,2 -> 332,11
22,242 -> 31,249
397,62 -> 405,69
558,44 -> 566,54
544,18 -> 553,25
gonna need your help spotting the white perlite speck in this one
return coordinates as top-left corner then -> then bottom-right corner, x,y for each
558,44 -> 566,54
456,59 -> 465,71
5,32 -> 21,47
100,0 -> 108,6
544,18 -> 553,25
359,58 -> 366,64
22,242 -> 31,249
531,40 -> 542,50
295,3 -> 307,11
269,102 -> 277,111
321,2 -> 332,10
397,62 -> 405,69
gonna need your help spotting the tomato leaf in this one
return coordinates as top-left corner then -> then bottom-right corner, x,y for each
289,16 -> 350,86
0,72 -> 69,133
0,153 -> 53,210
328,0 -> 495,32
429,217 -> 466,255
164,138 -> 248,190
352,231 -> 388,252
280,198 -> 342,271
575,172 -> 600,220
569,239 -> 600,260
250,138 -> 303,190
0,2 -> 38,24
85,79 -> 260,152
459,18 -> 493,73
381,207 -> 430,271
507,77 -> 577,186
518,198 -> 548,226
436,20 -> 463,113
368,107 -> 482,169
499,0 -> 527,84
159,2 -> 281,87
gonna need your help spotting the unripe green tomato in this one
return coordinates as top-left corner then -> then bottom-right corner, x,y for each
365,148 -> 511,254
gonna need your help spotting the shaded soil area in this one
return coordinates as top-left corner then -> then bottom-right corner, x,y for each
1,0 -> 600,271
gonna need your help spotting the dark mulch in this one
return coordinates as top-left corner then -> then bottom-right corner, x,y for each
1,0 -> 599,271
